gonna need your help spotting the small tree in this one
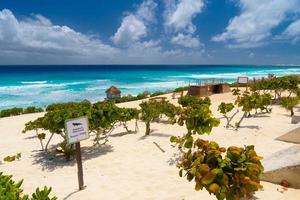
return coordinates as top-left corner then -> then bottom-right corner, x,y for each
280,97 -> 299,116
139,100 -> 165,135
118,107 -> 140,133
218,102 -> 238,128
89,101 -> 120,144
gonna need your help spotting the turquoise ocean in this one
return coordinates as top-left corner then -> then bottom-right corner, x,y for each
1,65 -> 300,109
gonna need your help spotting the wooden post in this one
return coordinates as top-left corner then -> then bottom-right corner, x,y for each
75,142 -> 85,190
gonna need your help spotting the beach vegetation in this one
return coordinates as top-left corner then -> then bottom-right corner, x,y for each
0,106 -> 44,118
171,97 -> 263,200
118,107 -> 140,133
173,86 -> 189,93
150,91 -> 165,97
0,172 -> 57,200
279,97 -> 299,116
3,153 -> 21,162
178,95 -> 211,108
250,75 -> 300,101
218,103 -> 238,128
234,91 -> 272,129
140,100 -> 179,135
23,117 -> 46,150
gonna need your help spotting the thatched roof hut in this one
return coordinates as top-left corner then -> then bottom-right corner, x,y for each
105,86 -> 121,99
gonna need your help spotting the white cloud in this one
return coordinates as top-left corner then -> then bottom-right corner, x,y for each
212,0 -> 300,48
0,8 -> 207,64
0,9 -> 117,58
281,20 -> 300,43
248,52 -> 255,58
112,0 -> 157,47
171,33 -> 201,48
165,0 -> 204,33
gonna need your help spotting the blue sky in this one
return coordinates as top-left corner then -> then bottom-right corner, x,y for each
0,0 -> 300,65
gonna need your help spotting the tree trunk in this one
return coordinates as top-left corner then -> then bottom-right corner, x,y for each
291,108 -> 294,116
45,133 -> 54,152
39,139 -> 44,151
123,122 -> 130,133
145,122 -> 151,135
226,110 -> 239,128
235,112 -> 247,130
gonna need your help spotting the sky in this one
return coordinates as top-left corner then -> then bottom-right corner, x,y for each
0,0 -> 300,65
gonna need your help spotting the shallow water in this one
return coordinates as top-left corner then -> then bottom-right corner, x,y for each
0,65 -> 300,109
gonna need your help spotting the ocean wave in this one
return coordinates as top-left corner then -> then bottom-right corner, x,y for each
170,69 -> 300,80
0,79 -> 109,92
20,81 -> 48,84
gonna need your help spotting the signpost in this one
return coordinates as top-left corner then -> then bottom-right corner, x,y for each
237,76 -> 249,91
65,116 -> 89,190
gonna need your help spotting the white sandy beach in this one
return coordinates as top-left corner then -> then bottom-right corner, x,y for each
1,91 -> 300,200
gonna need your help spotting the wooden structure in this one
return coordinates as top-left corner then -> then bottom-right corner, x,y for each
105,86 -> 121,99
188,83 -> 231,97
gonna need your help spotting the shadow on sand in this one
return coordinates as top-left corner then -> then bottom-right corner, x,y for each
138,132 -> 173,140
238,125 -> 260,130
31,144 -> 114,171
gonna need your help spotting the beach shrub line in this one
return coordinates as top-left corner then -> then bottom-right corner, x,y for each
0,172 -> 57,200
0,106 -> 44,118
250,75 -> 300,100
170,94 -> 263,200
23,100 -> 140,160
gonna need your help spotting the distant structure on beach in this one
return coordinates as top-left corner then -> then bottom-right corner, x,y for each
106,86 -> 121,99
188,83 -> 231,97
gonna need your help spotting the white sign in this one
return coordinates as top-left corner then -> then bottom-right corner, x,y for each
66,117 -> 89,144
237,76 -> 249,84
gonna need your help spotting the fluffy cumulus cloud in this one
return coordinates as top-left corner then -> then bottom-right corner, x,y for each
0,9 -> 117,59
164,0 -> 204,48
112,0 -> 157,47
281,20 -> 300,43
165,0 -> 204,33
171,33 -> 201,48
212,0 -> 300,48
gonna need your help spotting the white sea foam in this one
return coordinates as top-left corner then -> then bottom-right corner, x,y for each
20,81 -> 48,84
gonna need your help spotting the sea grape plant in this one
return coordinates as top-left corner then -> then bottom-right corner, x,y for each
175,140 -> 263,200
218,103 -> 238,128
0,172 -> 57,200
139,99 -> 180,135
117,107 -> 140,133
234,91 -> 272,129
280,97 -> 299,116
89,101 -> 121,144
178,95 -> 211,108
3,153 -> 21,162
171,97 -> 263,200
250,75 -> 300,100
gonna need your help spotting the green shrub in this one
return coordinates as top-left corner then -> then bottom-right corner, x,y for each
175,140 -> 263,200
178,95 -> 211,108
173,86 -> 189,92
3,153 -> 21,162
0,107 -> 23,118
140,100 -> 179,135
150,91 -> 165,97
218,103 -> 237,128
0,172 -> 57,200
280,97 -> 299,116
170,97 -> 263,200
23,107 -> 44,114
